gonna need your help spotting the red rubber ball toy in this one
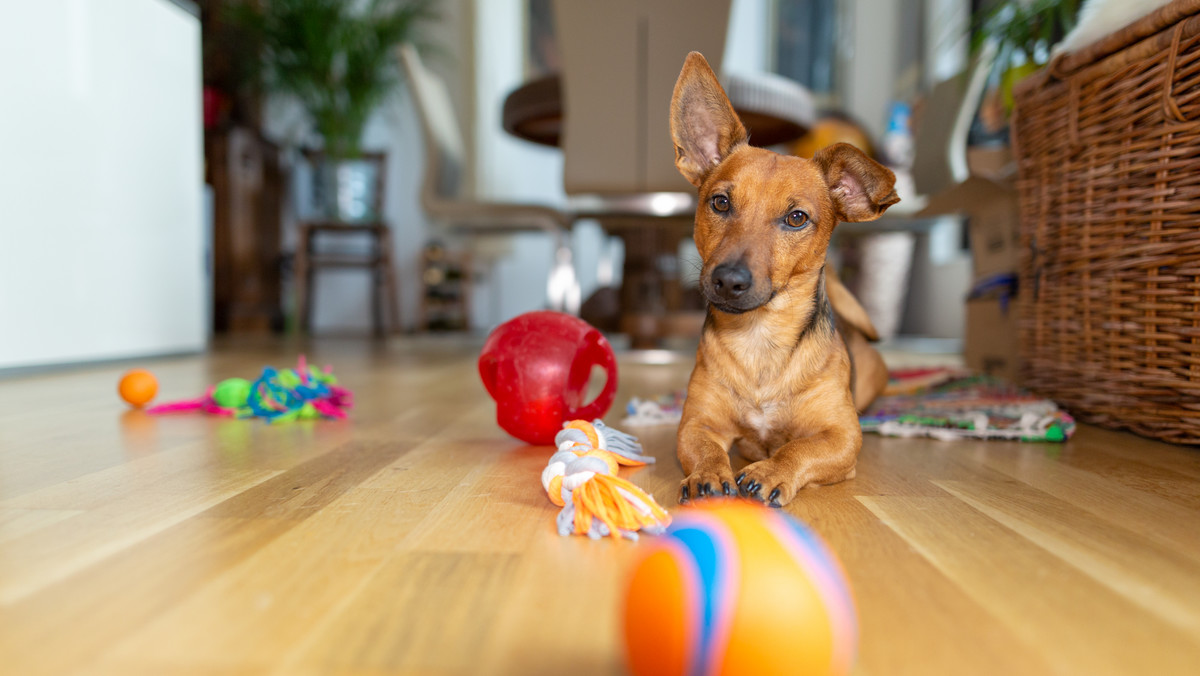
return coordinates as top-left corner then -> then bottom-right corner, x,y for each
478,311 -> 618,445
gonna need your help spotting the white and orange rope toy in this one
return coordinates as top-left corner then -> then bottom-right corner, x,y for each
542,420 -> 671,540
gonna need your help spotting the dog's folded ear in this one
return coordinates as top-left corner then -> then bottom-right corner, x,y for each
670,52 -> 748,187
813,143 -> 901,222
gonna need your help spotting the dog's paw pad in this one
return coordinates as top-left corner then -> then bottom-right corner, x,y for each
737,462 -> 797,507
680,468 -> 736,504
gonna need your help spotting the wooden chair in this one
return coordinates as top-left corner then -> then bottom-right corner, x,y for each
293,151 -> 401,336
397,44 -> 579,314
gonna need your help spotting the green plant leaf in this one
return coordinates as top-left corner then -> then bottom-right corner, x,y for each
972,0 -> 1080,68
231,0 -> 437,158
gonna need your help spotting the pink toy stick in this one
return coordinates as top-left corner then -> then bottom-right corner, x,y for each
327,394 -> 353,409
201,402 -> 238,417
311,400 -> 347,419
146,399 -> 206,415
297,354 -> 308,383
148,386 -> 230,416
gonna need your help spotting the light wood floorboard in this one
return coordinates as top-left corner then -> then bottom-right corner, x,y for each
1,336 -> 1198,675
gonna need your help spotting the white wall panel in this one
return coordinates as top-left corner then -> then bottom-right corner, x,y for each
0,0 -> 205,369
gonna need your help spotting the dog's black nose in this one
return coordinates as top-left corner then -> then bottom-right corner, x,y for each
711,263 -> 752,300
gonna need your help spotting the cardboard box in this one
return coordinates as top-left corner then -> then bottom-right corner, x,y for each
918,176 -> 1020,281
965,296 -> 1020,382
967,145 -> 1014,182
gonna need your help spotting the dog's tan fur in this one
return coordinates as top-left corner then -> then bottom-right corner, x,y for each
671,53 -> 899,507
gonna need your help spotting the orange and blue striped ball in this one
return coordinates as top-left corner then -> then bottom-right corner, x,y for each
623,501 -> 857,676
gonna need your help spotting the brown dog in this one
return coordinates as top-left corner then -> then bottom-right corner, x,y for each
670,52 -> 899,507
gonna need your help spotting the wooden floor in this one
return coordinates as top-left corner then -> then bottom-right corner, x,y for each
2,337 -> 1199,675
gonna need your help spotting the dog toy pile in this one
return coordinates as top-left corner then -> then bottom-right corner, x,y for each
861,369 -> 1075,442
542,420 -> 670,540
146,356 -> 352,423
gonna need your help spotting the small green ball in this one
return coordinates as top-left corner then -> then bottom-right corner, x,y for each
213,378 -> 252,408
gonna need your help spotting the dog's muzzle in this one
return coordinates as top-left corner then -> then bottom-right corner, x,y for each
706,262 -> 769,313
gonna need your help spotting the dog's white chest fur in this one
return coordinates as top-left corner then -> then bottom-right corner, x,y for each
744,400 -> 784,440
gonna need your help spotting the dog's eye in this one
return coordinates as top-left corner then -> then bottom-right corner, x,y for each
785,210 -> 809,229
711,195 -> 730,213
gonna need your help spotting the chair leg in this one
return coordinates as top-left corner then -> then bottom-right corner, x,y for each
371,265 -> 384,337
380,229 -> 402,334
305,264 -> 316,332
370,230 -> 384,337
295,227 -> 312,332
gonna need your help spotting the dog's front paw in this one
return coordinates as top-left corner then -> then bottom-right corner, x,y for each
679,467 -> 738,504
736,461 -> 798,508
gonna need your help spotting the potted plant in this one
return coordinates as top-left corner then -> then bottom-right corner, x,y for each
973,0 -> 1082,110
236,0 -> 436,220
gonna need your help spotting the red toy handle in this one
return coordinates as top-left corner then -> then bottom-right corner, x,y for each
478,354 -> 500,400
566,333 -> 618,422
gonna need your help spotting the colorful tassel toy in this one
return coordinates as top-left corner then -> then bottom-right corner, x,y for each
542,420 -> 671,540
146,356 -> 352,423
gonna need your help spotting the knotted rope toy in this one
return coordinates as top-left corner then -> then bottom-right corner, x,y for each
542,420 -> 671,540
146,355 -> 352,423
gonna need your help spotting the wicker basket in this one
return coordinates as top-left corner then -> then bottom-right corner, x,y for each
1012,0 -> 1200,444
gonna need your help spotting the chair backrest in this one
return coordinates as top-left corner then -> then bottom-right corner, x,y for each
553,0 -> 732,195
398,44 -> 466,208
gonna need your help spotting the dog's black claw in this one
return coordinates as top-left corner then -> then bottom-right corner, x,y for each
701,482 -> 713,497
680,485 -> 690,503
768,488 -> 781,503
736,472 -> 746,486
722,481 -> 734,496
747,481 -> 761,496
768,498 -> 782,508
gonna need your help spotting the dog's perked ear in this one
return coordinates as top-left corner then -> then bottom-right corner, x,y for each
670,52 -> 748,187
813,143 -> 901,222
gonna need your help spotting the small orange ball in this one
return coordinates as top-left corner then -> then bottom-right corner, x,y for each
118,369 -> 158,408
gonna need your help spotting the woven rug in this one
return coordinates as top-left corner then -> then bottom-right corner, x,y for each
861,368 -> 1075,442
624,368 -> 1075,443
